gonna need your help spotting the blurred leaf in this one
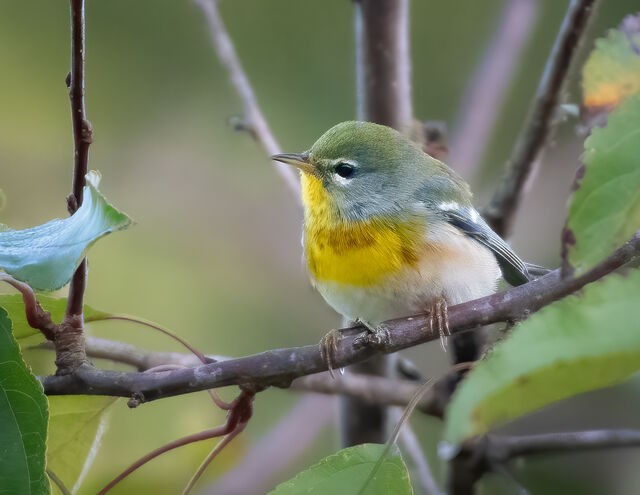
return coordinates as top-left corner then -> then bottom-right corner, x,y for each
0,171 -> 133,291
268,443 -> 412,495
582,14 -> 640,114
0,294 -> 109,340
47,396 -> 116,495
566,94 -> 640,275
444,270 -> 640,445
0,308 -> 49,494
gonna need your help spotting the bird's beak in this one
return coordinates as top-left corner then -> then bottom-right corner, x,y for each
271,152 -> 315,174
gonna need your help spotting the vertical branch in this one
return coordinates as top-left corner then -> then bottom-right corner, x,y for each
355,0 -> 412,131
60,0 -> 92,372
346,0 -> 413,447
450,0 -> 538,177
483,0 -> 599,238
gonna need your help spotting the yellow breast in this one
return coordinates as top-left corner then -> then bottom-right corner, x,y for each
302,174 -> 425,287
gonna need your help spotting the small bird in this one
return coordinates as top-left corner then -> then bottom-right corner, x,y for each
273,121 -> 537,366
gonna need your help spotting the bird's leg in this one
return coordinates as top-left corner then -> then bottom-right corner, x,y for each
352,318 -> 392,350
427,297 -> 451,352
319,329 -> 341,379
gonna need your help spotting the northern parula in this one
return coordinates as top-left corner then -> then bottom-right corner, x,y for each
273,121 -> 537,364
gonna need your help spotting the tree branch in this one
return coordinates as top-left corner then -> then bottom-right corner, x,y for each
449,429 -> 640,494
41,231 -> 640,401
61,0 -> 92,373
193,0 -> 300,199
351,0 -> 414,447
451,0 -> 538,177
483,0 -> 599,237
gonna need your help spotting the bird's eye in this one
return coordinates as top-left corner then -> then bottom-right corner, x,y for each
334,162 -> 354,178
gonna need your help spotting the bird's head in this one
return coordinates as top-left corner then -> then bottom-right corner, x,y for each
272,121 -> 436,222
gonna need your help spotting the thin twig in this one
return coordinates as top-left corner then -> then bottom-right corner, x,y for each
391,408 -> 442,495
449,429 -> 640,495
489,429 -> 640,460
65,0 -> 91,316
41,231 -> 640,400
451,0 -> 538,177
97,425 -> 231,495
484,0 -> 599,237
193,0 -> 300,198
59,0 -> 93,373
0,273 -> 57,340
203,395 -> 335,495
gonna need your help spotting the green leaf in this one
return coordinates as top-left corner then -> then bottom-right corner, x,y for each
0,307 -> 49,494
47,396 -> 116,494
566,94 -> 640,275
0,171 -> 133,291
0,294 -> 109,340
444,270 -> 640,446
582,15 -> 640,112
268,444 -> 412,495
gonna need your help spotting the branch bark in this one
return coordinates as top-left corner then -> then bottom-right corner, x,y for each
42,231 -> 640,401
483,0 -> 599,237
193,0 -> 300,199
449,429 -> 640,494
59,0 -> 92,373
349,0 -> 414,446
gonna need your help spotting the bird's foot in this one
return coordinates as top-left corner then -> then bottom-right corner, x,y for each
427,298 -> 450,352
352,318 -> 392,350
319,329 -> 342,379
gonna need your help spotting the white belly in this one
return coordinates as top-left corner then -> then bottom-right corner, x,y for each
310,224 -> 501,324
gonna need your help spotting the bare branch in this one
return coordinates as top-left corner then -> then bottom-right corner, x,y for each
292,372 -> 444,418
204,395 -> 335,495
41,231 -> 640,401
484,0 -> 599,237
193,0 -> 300,198
0,274 -> 57,340
354,0 -> 412,130
449,429 -> 640,494
451,0 -> 538,177
61,0 -> 92,373
351,0 -> 413,447
391,408 -> 442,495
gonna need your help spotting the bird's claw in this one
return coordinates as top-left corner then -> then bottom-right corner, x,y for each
427,298 -> 450,352
319,329 -> 341,378
352,318 -> 392,350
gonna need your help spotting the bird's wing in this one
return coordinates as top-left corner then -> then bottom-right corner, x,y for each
438,203 -> 531,286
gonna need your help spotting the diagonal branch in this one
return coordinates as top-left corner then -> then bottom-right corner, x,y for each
193,0 -> 300,198
483,0 -> 599,237
41,231 -> 640,401
451,0 -> 538,177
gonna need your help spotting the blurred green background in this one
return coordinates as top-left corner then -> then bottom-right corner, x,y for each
2,0 -> 640,493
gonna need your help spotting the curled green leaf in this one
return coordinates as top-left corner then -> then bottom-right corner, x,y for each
0,171 -> 133,291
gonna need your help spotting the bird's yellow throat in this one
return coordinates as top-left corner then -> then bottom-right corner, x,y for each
301,173 -> 425,286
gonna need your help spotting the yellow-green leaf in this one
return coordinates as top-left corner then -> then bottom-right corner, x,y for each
0,294 -> 109,340
47,396 -> 116,495
566,94 -> 640,275
582,14 -> 640,113
268,444 -> 412,495
444,270 -> 640,445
